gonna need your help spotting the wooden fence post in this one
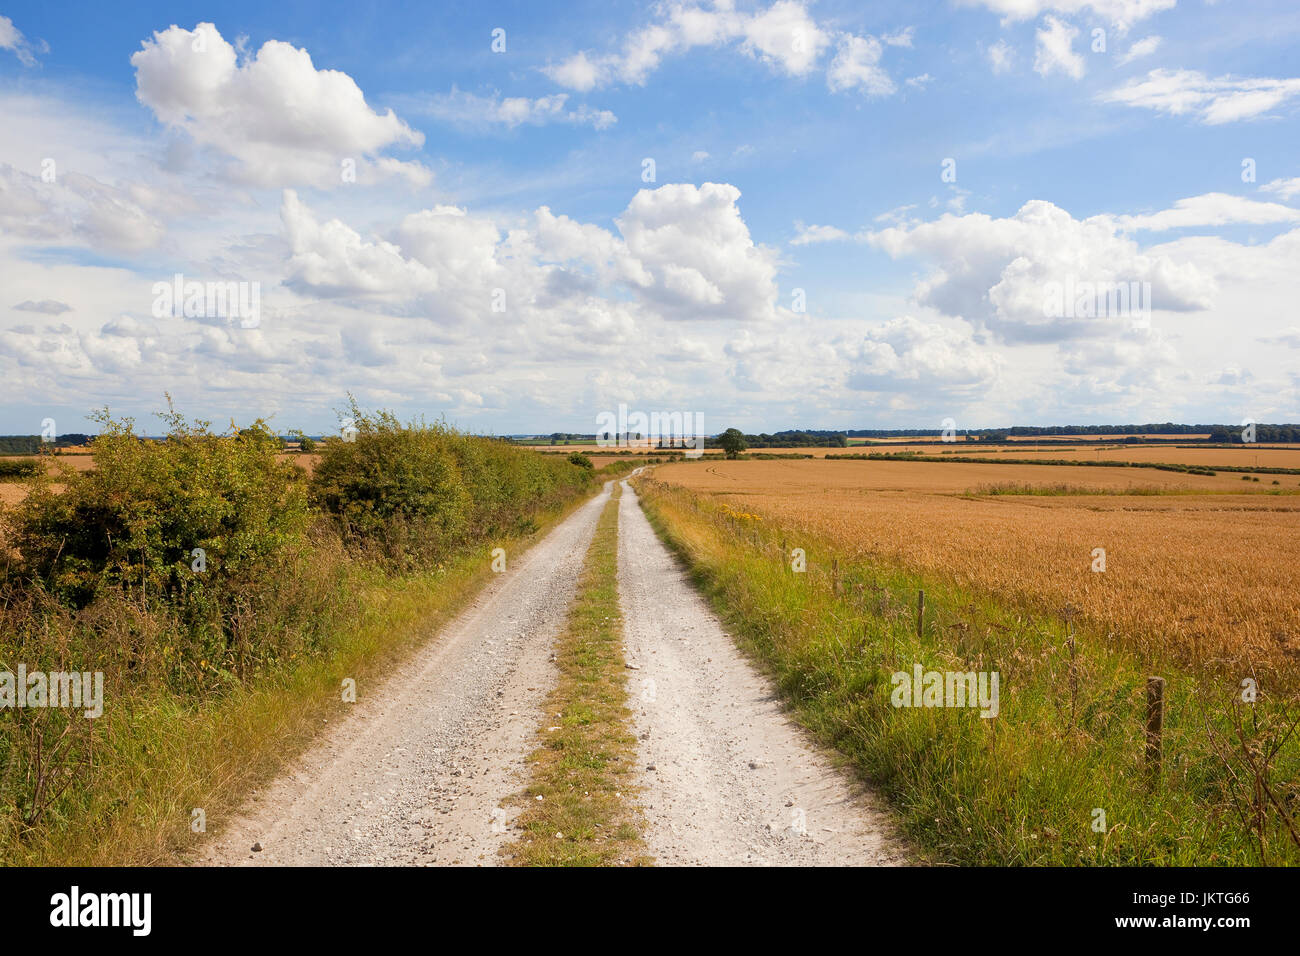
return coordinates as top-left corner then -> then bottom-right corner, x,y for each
916,590 -> 925,639
1146,676 -> 1165,784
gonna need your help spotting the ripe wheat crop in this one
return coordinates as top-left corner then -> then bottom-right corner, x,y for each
655,459 -> 1300,673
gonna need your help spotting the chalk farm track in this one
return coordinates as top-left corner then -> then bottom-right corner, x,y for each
195,479 -> 906,867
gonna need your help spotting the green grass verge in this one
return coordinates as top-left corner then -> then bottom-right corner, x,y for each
632,476 -> 1300,866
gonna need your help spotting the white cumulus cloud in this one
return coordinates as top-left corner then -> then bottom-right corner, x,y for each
865,199 -> 1220,343
132,22 -> 429,188
846,316 -> 1002,392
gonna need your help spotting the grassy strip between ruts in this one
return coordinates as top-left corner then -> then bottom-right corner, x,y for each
505,482 -> 649,866
3,482 -> 607,867
632,475 -> 1300,866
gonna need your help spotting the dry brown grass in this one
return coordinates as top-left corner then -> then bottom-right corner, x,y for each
654,458 -> 1300,672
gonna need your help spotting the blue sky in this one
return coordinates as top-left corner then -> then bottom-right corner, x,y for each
1,0 -> 1299,436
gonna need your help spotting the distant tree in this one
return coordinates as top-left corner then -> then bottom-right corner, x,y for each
719,428 -> 748,459
568,452 -> 594,469
0,436 -> 41,454
298,434 -> 317,454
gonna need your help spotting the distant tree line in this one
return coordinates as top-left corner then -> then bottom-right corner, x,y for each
844,424 -> 1300,439
0,436 -> 39,454
1207,425 -> 1300,443
0,434 -> 92,454
704,430 -> 848,449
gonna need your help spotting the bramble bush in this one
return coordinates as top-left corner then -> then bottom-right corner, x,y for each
8,402 -> 310,613
310,398 -> 592,562
2,401 -> 327,696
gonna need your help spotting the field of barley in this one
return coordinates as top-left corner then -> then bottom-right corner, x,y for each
654,458 -> 1300,673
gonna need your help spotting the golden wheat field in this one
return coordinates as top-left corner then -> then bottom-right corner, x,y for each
847,433 -> 1212,443
678,456 -> 1300,494
653,458 -> 1300,670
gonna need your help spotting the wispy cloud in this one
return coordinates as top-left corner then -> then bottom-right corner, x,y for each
1261,177 -> 1300,202
1117,35 -> 1162,65
12,299 -> 72,315
542,1 -> 901,98
957,0 -> 1175,32
420,88 -> 616,131
791,222 -> 852,245
1111,193 -> 1300,231
987,39 -> 1014,74
543,1 -> 828,90
1034,16 -> 1085,80
882,27 -> 915,48
1101,69 -> 1300,124
0,14 -> 46,66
